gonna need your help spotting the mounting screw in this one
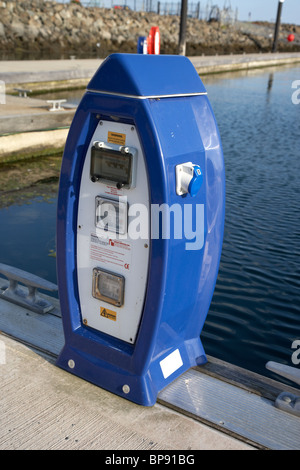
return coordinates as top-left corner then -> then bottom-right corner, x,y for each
122,384 -> 130,394
83,318 -> 88,325
68,359 -> 75,369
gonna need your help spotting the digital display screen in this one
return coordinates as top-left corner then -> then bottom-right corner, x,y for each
90,146 -> 132,186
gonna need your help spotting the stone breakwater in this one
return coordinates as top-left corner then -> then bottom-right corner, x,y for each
0,0 -> 299,57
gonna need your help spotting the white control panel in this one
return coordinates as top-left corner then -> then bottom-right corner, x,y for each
76,120 -> 150,344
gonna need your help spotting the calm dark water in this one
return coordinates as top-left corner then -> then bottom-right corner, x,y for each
202,66 -> 300,376
0,196 -> 58,287
0,65 -> 299,379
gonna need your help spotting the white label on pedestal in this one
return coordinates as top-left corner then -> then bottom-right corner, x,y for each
160,349 -> 183,379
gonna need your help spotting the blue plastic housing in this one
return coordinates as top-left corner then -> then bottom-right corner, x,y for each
56,54 -> 225,406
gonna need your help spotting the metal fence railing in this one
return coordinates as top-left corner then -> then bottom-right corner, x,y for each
76,0 -> 237,22
79,0 -> 202,18
20,0 -> 238,22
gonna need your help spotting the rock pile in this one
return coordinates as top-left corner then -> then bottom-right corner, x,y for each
0,0 -> 299,58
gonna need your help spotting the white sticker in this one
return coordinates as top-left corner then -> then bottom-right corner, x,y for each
160,349 -> 183,379
90,233 -> 131,271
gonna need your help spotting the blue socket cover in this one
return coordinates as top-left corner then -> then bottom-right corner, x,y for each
188,165 -> 203,197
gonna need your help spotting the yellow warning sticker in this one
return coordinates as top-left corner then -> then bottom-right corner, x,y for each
100,306 -> 117,321
107,131 -> 126,145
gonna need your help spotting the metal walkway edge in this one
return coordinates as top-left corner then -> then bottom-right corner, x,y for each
0,276 -> 299,450
159,369 -> 300,450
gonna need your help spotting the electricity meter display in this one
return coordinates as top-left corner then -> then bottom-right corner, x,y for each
90,145 -> 133,187
92,268 -> 125,307
95,196 -> 128,234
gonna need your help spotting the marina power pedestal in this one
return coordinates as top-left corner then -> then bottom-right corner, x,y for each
56,53 -> 225,406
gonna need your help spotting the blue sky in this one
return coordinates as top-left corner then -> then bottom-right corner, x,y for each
215,0 -> 300,25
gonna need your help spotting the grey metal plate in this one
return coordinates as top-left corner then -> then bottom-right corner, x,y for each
158,368 -> 300,450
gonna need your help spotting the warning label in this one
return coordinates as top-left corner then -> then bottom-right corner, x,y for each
107,131 -> 126,145
100,307 -> 117,321
104,185 -> 124,196
90,233 -> 131,271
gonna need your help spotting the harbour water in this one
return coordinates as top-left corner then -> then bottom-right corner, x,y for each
202,65 -> 300,377
0,65 -> 299,379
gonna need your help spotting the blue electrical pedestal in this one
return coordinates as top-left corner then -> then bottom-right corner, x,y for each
56,53 -> 225,406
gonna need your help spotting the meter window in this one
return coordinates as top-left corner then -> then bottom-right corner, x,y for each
95,196 -> 128,234
90,146 -> 133,186
92,268 -> 125,307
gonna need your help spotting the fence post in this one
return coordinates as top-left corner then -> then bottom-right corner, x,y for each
178,0 -> 188,55
272,0 -> 285,53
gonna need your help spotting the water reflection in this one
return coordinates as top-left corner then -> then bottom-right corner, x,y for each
266,73 -> 274,103
0,154 -> 61,209
0,155 -> 61,285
